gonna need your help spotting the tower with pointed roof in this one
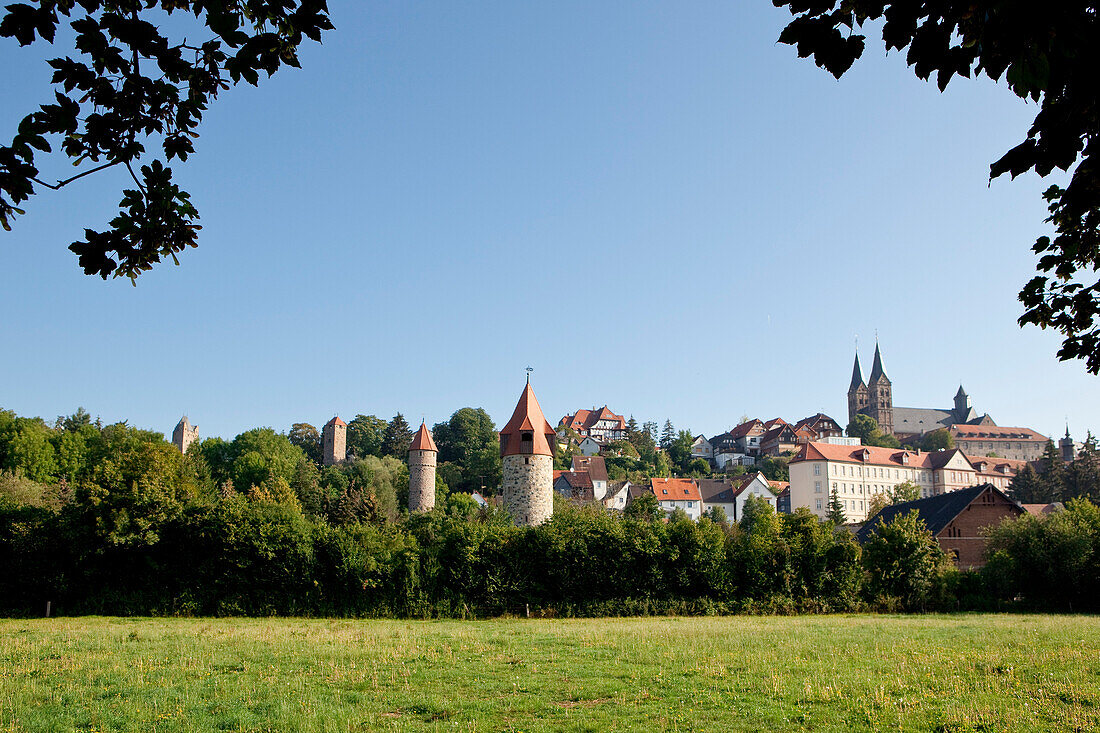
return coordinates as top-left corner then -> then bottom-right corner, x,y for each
866,343 -> 894,435
499,378 -> 557,526
847,352 -> 870,427
953,385 -> 972,420
408,421 -> 438,512
1060,426 -> 1077,462
172,415 -> 199,454
322,416 -> 347,466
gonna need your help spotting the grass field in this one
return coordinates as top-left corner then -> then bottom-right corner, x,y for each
1,615 -> 1098,732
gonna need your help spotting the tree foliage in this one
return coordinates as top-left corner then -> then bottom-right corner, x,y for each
774,0 -> 1100,371
0,0 -> 333,278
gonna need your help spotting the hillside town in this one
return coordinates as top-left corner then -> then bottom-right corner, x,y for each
161,345 -> 1093,571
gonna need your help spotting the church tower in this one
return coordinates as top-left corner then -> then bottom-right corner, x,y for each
954,385 -> 972,421
172,416 -> 199,453
499,378 -> 556,526
867,343 -> 894,435
847,352 -> 869,427
408,421 -> 438,512
1061,426 -> 1077,462
322,416 -> 347,465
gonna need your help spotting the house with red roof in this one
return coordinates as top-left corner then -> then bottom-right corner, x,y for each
650,478 -> 703,521
557,406 -> 627,446
699,473 -> 777,522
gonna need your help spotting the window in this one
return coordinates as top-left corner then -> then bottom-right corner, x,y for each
814,464 -> 821,476
662,489 -> 668,495
815,481 -> 822,493
815,499 -> 822,510
687,501 -> 693,508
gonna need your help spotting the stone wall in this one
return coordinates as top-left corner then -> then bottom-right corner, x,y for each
172,423 -> 198,454
502,453 -> 553,526
408,449 -> 436,512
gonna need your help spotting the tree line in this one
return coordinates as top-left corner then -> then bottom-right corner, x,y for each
2,406 -> 1098,618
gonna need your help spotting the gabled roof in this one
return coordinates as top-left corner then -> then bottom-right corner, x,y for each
324,416 -> 347,428
698,478 -> 735,503
558,406 -> 626,432
555,471 -> 593,490
856,484 -> 1023,542
500,383 -> 557,457
731,472 -> 776,499
950,425 -> 1048,441
571,455 -> 608,482
650,478 -> 702,503
727,419 -> 764,440
1021,502 -> 1064,517
409,421 -> 437,452
792,441 -> 938,468
763,418 -> 788,430
965,454 -> 1027,476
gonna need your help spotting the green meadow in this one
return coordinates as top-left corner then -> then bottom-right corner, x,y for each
1,615 -> 1097,732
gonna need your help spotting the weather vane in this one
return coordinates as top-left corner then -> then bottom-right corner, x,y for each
526,366 -> 533,384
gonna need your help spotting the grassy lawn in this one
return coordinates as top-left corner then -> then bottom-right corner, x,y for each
1,615 -> 1097,732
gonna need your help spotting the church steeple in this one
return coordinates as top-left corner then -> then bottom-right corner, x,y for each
850,352 -> 866,391
869,342 -> 889,384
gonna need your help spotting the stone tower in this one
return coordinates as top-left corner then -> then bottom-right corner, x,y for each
1060,426 -> 1077,462
322,416 -> 347,466
408,421 -> 438,512
847,352 -> 869,427
499,379 -> 557,526
172,416 -> 199,453
867,343 -> 894,435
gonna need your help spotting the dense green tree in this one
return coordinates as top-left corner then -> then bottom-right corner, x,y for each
288,423 -> 322,464
826,487 -> 846,525
625,416 -> 638,439
754,455 -> 790,482
5,419 -> 58,483
862,510 -> 947,610
381,414 -> 413,459
229,429 -> 305,491
666,430 -> 695,473
867,480 -> 921,518
660,420 -> 676,448
774,0 -> 1100,372
624,492 -> 660,522
1039,440 -> 1068,501
1008,464 -> 1047,504
1067,442 -> 1100,501
55,407 -> 93,433
846,414 -> 900,448
0,0 -> 333,278
346,414 -> 387,459
919,429 -> 954,452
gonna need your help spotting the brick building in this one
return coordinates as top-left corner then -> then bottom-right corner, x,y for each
856,484 -> 1024,569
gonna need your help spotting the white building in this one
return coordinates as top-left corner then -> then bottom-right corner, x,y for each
700,473 -> 777,522
650,478 -> 702,521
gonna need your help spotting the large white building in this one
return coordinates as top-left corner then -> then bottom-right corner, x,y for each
789,442 -> 996,523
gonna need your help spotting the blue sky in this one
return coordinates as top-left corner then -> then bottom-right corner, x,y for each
1,1 -> 1094,442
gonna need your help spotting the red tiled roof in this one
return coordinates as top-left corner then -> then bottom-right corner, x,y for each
558,406 -> 626,432
965,454 -> 1027,476
650,477 -> 702,502
409,421 -> 437,452
1021,502 -> 1063,517
763,418 -> 788,430
792,441 -> 938,468
950,425 -> 1047,441
571,455 -> 608,482
324,416 -> 347,428
728,419 -> 764,439
500,383 -> 557,457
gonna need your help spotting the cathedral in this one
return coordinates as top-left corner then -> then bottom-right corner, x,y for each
847,344 -> 992,441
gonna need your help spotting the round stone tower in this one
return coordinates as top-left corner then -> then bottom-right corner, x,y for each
408,421 -> 438,512
499,379 -> 557,526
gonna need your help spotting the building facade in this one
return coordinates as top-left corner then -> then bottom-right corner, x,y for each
557,406 -> 627,446
951,425 -> 1049,462
650,478 -> 702,521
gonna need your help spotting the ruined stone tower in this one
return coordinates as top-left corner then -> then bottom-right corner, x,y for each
499,379 -> 556,526
322,416 -> 347,466
408,421 -> 437,512
172,416 -> 199,453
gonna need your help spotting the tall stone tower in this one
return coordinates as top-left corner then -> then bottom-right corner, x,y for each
408,421 -> 438,512
867,343 -> 894,435
1060,427 -> 1077,462
172,416 -> 199,453
500,379 -> 557,526
954,385 -> 972,419
322,416 -> 347,466
847,352 -> 869,427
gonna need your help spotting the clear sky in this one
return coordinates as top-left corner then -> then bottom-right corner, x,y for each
1,1 -> 1095,442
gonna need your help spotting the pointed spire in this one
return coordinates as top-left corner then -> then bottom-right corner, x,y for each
869,342 -> 888,383
955,385 -> 968,399
409,421 -> 437,452
849,352 -> 866,391
500,382 -> 557,457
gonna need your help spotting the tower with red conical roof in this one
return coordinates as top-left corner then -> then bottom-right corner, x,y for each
499,378 -> 556,526
322,416 -> 347,465
408,421 -> 438,512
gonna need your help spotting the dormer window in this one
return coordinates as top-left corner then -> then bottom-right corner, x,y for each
520,431 -> 534,453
